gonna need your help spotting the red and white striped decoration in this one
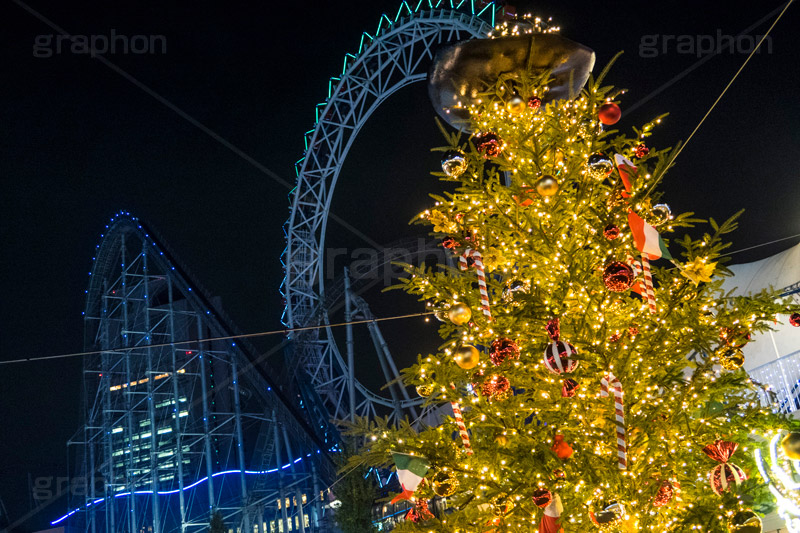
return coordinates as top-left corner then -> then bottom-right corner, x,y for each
640,253 -> 657,314
543,341 -> 579,374
625,254 -> 644,294
600,372 -> 627,470
709,463 -> 746,495
450,400 -> 473,455
626,253 -> 657,314
458,248 -> 492,321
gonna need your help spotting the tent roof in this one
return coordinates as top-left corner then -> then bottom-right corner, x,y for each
717,242 -> 800,372
721,241 -> 800,296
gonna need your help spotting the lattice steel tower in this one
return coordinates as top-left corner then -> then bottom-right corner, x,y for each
62,213 -> 336,533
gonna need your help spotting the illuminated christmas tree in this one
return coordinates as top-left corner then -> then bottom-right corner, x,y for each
345,21 -> 800,533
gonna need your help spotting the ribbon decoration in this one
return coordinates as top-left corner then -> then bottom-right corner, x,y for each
626,253 -> 657,315
458,248 -> 492,321
600,372 -> 627,470
449,383 -> 473,455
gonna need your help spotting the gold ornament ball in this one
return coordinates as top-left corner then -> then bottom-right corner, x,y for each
727,510 -> 762,533
490,492 -> 515,517
416,384 -> 433,397
447,303 -> 472,326
453,345 -> 480,369
781,432 -> 800,460
506,95 -> 526,114
495,434 -> 509,446
717,347 -> 745,371
536,175 -> 559,196
431,470 -> 459,498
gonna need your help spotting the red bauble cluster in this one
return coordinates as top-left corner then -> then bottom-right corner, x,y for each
598,102 -> 621,125
490,338 -> 520,365
473,132 -> 503,158
603,224 -> 621,240
634,143 -> 650,158
481,374 -> 511,400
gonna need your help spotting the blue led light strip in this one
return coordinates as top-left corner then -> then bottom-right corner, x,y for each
51,452 -> 318,525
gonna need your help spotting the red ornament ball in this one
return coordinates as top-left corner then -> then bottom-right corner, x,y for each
552,435 -> 574,459
709,463 -> 747,495
527,96 -> 542,109
603,224 -> 621,240
598,102 -> 622,125
603,261 -> 635,292
719,326 -> 751,347
531,488 -> 553,508
441,236 -> 457,249
481,374 -> 511,400
653,480 -> 675,507
490,338 -> 521,366
634,143 -> 650,158
561,378 -> 579,398
543,341 -> 579,374
791,313 -> 800,327
628,326 -> 639,336
474,132 -> 503,158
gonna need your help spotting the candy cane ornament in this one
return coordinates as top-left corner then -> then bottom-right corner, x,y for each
640,253 -> 657,314
458,248 -> 492,321
625,254 -> 645,295
626,253 -> 657,314
450,400 -> 473,455
600,372 -> 627,470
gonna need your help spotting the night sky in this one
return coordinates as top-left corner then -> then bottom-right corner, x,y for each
2,0 -> 799,529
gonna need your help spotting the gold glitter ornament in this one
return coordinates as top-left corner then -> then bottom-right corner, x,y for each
416,384 -> 433,397
490,492 -> 515,517
536,175 -> 559,196
431,470 -> 459,497
453,345 -> 480,369
717,347 -> 745,371
447,302 -> 472,326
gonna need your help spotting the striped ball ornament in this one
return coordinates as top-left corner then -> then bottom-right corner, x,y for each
709,462 -> 746,495
543,341 -> 579,374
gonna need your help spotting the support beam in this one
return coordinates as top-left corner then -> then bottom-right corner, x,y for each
343,268 -> 356,422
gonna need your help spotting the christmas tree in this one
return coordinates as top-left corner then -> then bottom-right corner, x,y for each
344,29 -> 800,533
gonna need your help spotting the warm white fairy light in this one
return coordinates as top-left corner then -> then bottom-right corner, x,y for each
755,432 -> 800,532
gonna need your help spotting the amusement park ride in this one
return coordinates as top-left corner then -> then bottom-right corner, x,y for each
55,2 -> 511,532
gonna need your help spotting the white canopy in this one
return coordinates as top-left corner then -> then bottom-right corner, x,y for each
720,242 -> 800,391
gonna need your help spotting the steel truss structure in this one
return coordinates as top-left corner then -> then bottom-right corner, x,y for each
64,213 -> 336,533
281,1 -> 501,426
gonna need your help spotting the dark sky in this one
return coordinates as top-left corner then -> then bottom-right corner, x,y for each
2,0 -> 799,529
